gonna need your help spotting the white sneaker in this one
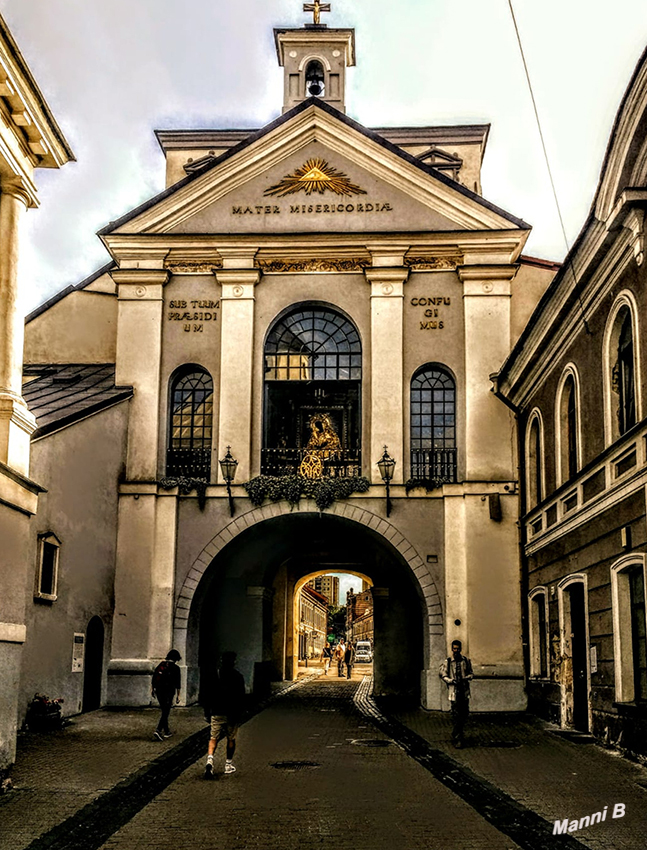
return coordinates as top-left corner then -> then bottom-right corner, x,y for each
224,761 -> 236,775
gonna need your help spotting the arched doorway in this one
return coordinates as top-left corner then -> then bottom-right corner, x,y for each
82,616 -> 104,712
176,504 -> 444,708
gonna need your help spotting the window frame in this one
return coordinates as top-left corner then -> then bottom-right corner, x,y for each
525,408 -> 546,509
528,586 -> 550,679
166,364 -> 214,480
35,532 -> 61,602
555,365 -> 582,487
603,292 -> 642,446
611,554 -> 647,704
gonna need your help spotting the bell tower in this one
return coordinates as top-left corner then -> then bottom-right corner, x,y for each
274,2 -> 355,114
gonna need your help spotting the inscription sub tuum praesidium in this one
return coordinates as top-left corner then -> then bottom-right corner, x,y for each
167,299 -> 220,333
410,296 -> 451,330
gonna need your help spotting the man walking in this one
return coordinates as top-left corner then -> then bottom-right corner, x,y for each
201,651 -> 246,778
335,640 -> 346,677
151,649 -> 182,741
439,639 -> 473,748
344,640 -> 355,680
322,642 -> 333,675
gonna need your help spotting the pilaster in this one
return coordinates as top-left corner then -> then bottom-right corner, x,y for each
0,183 -> 35,477
215,263 -> 260,482
113,268 -> 168,481
365,264 -> 409,484
458,264 -> 517,480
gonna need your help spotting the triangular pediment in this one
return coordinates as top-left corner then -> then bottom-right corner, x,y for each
101,101 -> 528,239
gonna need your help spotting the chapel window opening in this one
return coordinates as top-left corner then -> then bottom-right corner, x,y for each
409,365 -> 457,485
35,533 -> 61,602
558,373 -> 579,484
166,366 -> 213,480
616,309 -> 636,436
529,590 -> 549,679
263,305 -> 361,477
526,414 -> 543,509
305,60 -> 326,98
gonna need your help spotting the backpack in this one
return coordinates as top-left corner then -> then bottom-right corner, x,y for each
152,661 -> 175,692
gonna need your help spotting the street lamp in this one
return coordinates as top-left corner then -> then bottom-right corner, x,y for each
376,445 -> 396,517
219,446 -> 238,517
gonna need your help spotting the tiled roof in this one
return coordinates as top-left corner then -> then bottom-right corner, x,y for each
22,364 -> 132,438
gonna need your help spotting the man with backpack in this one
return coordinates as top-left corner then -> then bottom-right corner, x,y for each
152,649 -> 182,741
201,651 -> 246,778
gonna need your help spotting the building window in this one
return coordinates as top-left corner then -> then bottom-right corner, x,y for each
529,588 -> 549,678
35,533 -> 61,601
525,410 -> 544,509
263,304 -> 361,477
166,366 -> 213,480
605,294 -> 641,445
611,556 -> 647,703
410,365 -> 457,484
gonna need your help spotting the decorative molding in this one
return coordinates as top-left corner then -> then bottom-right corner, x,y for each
264,157 -> 366,198
164,260 -> 223,274
257,257 -> 370,273
405,256 -> 461,271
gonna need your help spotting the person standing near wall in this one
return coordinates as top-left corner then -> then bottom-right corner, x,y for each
152,649 -> 182,741
344,640 -> 355,680
440,639 -> 473,748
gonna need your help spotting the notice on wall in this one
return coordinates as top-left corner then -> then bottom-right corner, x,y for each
409,296 -> 452,330
590,645 -> 598,674
72,633 -> 85,673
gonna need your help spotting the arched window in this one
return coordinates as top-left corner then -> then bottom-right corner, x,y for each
604,294 -> 641,444
611,555 -> 647,703
526,411 -> 544,509
166,366 -> 213,480
556,368 -> 581,486
529,587 -> 549,679
410,365 -> 457,484
263,305 -> 361,476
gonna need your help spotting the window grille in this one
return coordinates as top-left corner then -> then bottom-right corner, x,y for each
167,368 -> 213,479
410,366 -> 456,483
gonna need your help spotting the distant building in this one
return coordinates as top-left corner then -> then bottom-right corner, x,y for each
307,575 -> 340,606
298,585 -> 328,660
346,587 -> 374,645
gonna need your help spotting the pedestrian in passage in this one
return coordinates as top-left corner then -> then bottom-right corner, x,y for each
322,642 -> 333,675
439,639 -> 473,748
152,649 -> 182,741
344,640 -> 356,680
335,640 -> 346,677
201,651 -> 246,778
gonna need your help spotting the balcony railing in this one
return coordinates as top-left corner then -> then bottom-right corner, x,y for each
166,447 -> 211,480
261,448 -> 361,478
410,448 -> 457,485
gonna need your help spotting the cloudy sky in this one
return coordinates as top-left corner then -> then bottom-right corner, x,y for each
3,0 -> 647,312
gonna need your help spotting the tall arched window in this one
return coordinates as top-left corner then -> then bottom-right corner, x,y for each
556,367 -> 581,486
166,366 -> 213,480
604,294 -> 641,444
526,411 -> 544,509
410,365 -> 457,484
263,304 -> 361,477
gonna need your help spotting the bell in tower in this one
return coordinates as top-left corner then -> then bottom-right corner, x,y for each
274,3 -> 355,114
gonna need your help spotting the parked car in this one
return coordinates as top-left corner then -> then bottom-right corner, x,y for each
355,641 -> 373,663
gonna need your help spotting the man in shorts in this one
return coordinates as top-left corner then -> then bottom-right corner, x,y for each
201,651 -> 246,778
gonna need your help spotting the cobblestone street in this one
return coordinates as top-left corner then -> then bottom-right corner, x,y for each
0,673 -> 646,850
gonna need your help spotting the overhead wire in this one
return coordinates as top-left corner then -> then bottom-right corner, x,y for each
507,0 -> 592,334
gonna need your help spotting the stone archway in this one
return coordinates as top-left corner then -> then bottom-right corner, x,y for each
173,500 -> 445,709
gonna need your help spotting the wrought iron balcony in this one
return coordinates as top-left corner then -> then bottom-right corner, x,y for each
410,448 -> 457,486
261,447 -> 362,478
166,447 -> 211,481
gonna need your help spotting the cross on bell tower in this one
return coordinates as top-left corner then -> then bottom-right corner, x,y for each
303,1 -> 331,26
274,6 -> 355,113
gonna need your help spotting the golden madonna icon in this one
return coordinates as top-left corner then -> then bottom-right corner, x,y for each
299,412 -> 342,478
264,158 -> 367,198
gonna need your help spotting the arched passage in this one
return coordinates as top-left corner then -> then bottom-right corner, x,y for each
174,501 -> 445,709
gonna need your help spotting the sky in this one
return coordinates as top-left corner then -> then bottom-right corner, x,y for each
3,0 -> 647,313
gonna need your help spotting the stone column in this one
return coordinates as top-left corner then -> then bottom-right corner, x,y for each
0,183 -> 35,476
215,264 -> 259,482
365,265 -> 409,484
112,269 -> 168,480
459,264 -> 516,480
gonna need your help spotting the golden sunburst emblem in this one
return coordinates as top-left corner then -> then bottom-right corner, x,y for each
264,158 -> 367,198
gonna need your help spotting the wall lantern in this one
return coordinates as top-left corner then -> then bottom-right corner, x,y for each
219,446 -> 238,517
376,445 -> 396,517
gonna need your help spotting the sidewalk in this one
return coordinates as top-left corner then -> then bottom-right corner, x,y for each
0,706 -> 205,850
386,704 -> 647,850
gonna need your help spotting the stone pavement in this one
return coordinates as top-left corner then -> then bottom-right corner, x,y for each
386,702 -> 647,850
0,670 -> 645,850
